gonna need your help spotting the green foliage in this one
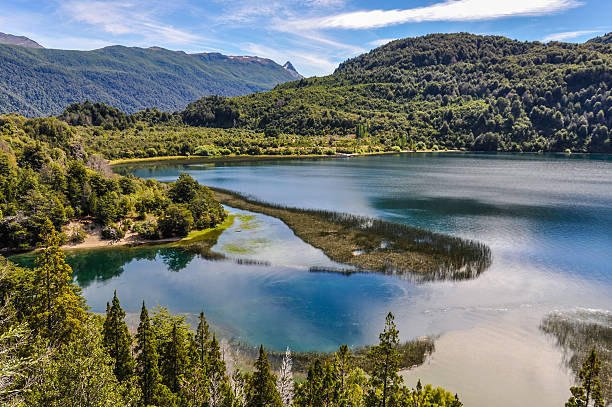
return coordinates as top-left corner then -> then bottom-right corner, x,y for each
0,45 -> 299,116
366,312 -> 402,407
180,33 -> 612,153
247,345 -> 282,407
0,118 -> 226,250
26,315 -> 137,407
182,96 -> 241,128
31,220 -> 85,345
103,291 -> 134,382
135,302 -> 166,406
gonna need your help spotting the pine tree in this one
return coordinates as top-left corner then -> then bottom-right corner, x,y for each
366,312 -> 402,407
195,311 -> 210,369
135,301 -> 163,406
161,323 -> 187,393
207,334 -> 229,407
31,219 -> 85,345
566,349 -> 605,407
334,344 -> 352,397
247,345 -> 282,407
102,290 -> 134,382
276,346 -> 294,406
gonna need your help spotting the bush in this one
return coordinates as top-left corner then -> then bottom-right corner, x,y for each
158,204 -> 193,237
101,224 -> 125,241
133,220 -> 159,240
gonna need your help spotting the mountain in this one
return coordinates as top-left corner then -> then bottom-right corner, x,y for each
183,33 -> 612,153
282,61 -> 303,79
0,32 -> 43,48
0,44 -> 299,116
588,32 -> 612,44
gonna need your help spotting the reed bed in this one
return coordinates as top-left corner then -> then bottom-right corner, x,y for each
211,187 -> 492,281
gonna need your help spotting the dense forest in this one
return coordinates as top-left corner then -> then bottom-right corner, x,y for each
0,114 -> 226,251
44,33 -> 612,156
213,33 -> 612,153
0,44 -> 300,116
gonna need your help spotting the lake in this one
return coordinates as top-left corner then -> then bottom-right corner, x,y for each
21,152 -> 612,406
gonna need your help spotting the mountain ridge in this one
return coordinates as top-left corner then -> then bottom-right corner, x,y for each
0,42 -> 298,116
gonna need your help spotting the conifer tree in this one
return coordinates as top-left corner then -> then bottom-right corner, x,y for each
195,311 -> 210,369
247,345 -> 282,407
135,301 -> 163,406
102,290 -> 134,382
566,349 -> 605,407
161,323 -> 187,393
334,344 -> 352,397
31,219 -> 85,345
366,312 -> 402,407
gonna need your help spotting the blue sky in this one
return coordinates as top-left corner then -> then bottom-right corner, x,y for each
1,0 -> 610,77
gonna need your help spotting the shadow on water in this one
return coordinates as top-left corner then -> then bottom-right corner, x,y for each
10,244 -> 271,288
540,310 -> 612,403
371,196 -> 600,223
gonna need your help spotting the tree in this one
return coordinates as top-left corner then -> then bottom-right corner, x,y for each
366,312 -> 402,407
31,219 -> 85,345
135,301 -> 163,406
247,345 -> 282,407
26,315 -> 136,407
566,349 -> 605,407
195,311 -> 210,369
102,291 -> 134,382
276,347 -> 294,406
160,323 -> 187,393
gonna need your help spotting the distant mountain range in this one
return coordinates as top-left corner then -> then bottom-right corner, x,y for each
0,35 -> 301,116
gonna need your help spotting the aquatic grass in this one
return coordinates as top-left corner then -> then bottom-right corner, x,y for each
540,310 -> 612,402
211,187 -> 492,281
233,337 -> 436,375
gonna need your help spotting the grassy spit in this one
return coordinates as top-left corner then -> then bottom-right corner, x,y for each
211,188 -> 492,281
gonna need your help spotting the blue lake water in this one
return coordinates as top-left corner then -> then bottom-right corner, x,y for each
17,152 -> 612,406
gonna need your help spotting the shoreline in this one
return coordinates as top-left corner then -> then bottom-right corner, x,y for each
108,149 -> 609,167
108,149 -> 460,166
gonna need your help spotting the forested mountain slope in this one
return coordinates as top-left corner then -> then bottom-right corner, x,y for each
186,33 -> 612,153
0,44 -> 299,116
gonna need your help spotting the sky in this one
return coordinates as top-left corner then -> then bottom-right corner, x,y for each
1,0 -> 611,77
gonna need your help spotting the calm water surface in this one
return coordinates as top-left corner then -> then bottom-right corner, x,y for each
25,153 -> 612,406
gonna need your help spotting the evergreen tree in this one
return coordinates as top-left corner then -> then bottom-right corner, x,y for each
566,349 -> 605,407
31,219 -> 85,345
247,345 -> 282,407
195,311 -> 210,369
102,290 -> 134,382
366,312 -> 402,407
161,323 -> 187,393
135,301 -> 163,406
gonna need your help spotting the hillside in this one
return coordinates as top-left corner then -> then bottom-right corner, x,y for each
184,33 -> 611,153
0,32 -> 43,48
0,44 -> 300,116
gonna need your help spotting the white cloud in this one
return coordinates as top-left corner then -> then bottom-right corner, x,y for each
541,29 -> 600,42
368,38 -> 399,47
62,0 -> 202,45
294,0 -> 582,30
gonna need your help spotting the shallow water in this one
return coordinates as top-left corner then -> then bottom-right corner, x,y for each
21,152 -> 612,406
